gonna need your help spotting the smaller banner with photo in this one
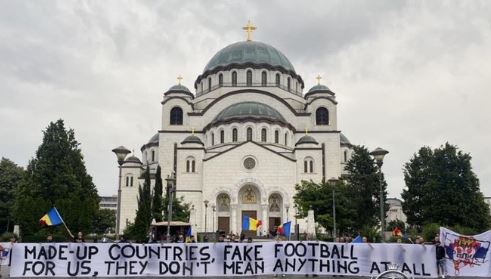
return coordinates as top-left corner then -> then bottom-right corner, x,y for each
440,227 -> 491,277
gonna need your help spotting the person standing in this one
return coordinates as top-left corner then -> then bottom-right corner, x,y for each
435,240 -> 446,278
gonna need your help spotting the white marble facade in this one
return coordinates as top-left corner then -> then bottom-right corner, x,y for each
117,38 -> 354,235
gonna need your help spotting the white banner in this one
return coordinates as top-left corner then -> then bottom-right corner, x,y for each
440,227 -> 491,277
9,241 -> 436,277
0,242 -> 12,266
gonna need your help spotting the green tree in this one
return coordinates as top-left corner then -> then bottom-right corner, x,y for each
12,120 -> 99,241
402,143 -> 491,231
0,158 -> 25,233
163,179 -> 191,222
93,209 -> 116,234
344,145 -> 388,231
129,166 -> 153,241
294,179 -> 356,235
152,166 -> 164,222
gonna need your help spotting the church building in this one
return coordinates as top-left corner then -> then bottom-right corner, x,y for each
117,23 -> 354,236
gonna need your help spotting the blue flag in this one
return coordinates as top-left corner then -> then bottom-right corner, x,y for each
352,235 -> 363,243
186,226 -> 192,237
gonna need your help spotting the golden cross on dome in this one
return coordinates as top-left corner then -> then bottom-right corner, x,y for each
316,74 -> 322,85
242,20 -> 256,41
305,128 -> 308,135
177,75 -> 183,85
192,128 -> 195,135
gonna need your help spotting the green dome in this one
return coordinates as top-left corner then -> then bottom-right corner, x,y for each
167,84 -> 191,93
213,102 -> 286,123
308,84 -> 331,93
204,41 -> 295,73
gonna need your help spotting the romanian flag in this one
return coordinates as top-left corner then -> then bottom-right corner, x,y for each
392,227 -> 402,237
39,207 -> 64,226
242,216 -> 262,231
277,221 -> 292,236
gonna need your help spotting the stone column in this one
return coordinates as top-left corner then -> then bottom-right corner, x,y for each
230,204 -> 238,234
261,204 -> 269,236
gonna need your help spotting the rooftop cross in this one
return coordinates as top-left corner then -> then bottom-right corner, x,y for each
177,75 -> 183,85
242,20 -> 256,41
316,74 -> 322,85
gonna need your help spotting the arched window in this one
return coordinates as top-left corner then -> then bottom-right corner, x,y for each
232,128 -> 238,142
316,107 -> 329,125
274,130 -> 279,144
275,73 -> 281,86
261,128 -> 267,142
218,73 -> 223,86
151,150 -> 155,162
287,77 -> 291,91
246,70 -> 252,86
186,157 -> 196,173
200,82 -> 203,92
208,77 -> 212,92
211,132 -> 215,145
261,71 -> 267,86
247,127 -> 253,141
344,150 -> 348,162
125,176 -> 129,187
220,130 -> 225,144
304,157 -> 314,173
284,132 -> 288,146
232,71 -> 237,87
170,107 -> 183,125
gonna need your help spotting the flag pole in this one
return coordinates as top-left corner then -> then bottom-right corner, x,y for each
54,207 -> 74,239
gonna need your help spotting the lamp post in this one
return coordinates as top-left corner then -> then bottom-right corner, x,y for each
212,205 -> 216,233
285,205 -> 290,222
112,146 -> 130,238
204,200 -> 209,232
328,177 -> 339,240
293,204 -> 299,240
165,172 -> 176,243
370,147 -> 389,243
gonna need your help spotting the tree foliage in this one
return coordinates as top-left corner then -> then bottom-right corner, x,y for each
152,166 -> 164,222
0,158 -> 25,233
344,145 -> 388,231
402,143 -> 491,232
128,166 -> 153,241
294,179 -> 356,235
12,120 -> 99,241
92,209 -> 116,234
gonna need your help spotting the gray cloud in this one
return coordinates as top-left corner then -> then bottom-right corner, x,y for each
0,0 -> 490,198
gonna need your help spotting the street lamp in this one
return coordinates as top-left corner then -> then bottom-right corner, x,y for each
370,147 -> 389,243
328,177 -> 339,240
285,205 -> 290,222
165,172 -> 176,243
112,146 -> 130,237
204,200 -> 209,233
211,204 -> 216,233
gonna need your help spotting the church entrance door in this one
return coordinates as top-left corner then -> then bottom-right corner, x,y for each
217,217 -> 230,234
241,210 -> 257,238
269,217 -> 282,235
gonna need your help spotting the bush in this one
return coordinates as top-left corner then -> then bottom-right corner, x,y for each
0,232 -> 18,241
360,225 -> 381,243
451,225 -> 477,235
422,223 -> 440,242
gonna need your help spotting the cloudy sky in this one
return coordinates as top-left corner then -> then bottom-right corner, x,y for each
1,0 -> 490,198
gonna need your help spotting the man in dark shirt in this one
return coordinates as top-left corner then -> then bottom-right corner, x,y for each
435,240 -> 446,278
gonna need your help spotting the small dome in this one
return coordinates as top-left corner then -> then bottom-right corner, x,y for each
181,135 -> 204,145
308,84 -> 331,93
168,84 -> 191,92
147,133 -> 159,144
295,135 -> 318,146
204,41 -> 295,73
340,133 -> 351,146
212,102 -> 286,124
124,155 -> 142,164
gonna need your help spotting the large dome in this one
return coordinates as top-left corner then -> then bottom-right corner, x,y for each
213,102 -> 286,124
204,41 -> 295,73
